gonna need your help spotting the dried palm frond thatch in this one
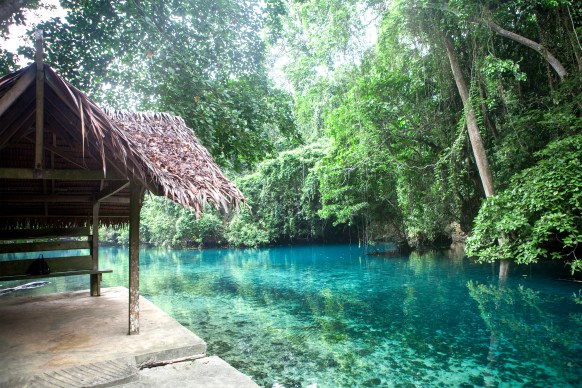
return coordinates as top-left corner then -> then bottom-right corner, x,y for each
105,108 -> 245,216
0,63 -> 245,222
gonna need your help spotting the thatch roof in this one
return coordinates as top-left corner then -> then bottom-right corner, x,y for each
106,108 -> 244,215
0,63 -> 244,227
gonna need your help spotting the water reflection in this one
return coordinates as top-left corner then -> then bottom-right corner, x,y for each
1,245 -> 581,387
468,281 -> 581,385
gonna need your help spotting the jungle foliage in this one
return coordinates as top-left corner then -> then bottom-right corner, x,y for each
115,141 -> 352,248
466,134 -> 582,273
269,0 -> 581,266
1,0 -> 580,269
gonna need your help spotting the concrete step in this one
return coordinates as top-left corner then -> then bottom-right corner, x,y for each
1,356 -> 138,388
117,356 -> 259,388
0,355 -> 259,388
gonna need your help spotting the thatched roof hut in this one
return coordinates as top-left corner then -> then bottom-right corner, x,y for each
0,63 -> 244,227
0,39 -> 245,334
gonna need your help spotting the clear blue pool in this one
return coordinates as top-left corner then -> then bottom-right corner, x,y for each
2,244 -> 581,387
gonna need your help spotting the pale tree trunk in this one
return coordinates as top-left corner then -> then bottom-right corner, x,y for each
482,19 -> 568,81
498,259 -> 510,287
444,36 -> 510,283
482,18 -> 582,112
444,36 -> 495,198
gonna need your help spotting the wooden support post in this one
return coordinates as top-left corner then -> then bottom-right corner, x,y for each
128,181 -> 143,335
0,227 -> 90,240
90,201 -> 100,296
0,240 -> 91,254
34,30 -> 44,172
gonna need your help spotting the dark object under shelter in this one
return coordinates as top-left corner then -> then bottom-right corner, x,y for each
0,33 -> 244,334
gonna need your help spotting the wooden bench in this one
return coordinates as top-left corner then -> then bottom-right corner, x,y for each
0,227 -> 112,295
0,256 -> 112,281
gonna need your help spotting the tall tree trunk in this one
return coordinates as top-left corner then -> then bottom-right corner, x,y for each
498,259 -> 510,287
481,19 -> 568,81
445,36 -> 511,282
444,36 -> 495,198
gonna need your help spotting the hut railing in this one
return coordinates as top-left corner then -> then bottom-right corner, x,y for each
0,227 -> 111,294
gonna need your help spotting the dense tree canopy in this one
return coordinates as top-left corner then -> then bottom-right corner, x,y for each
0,0 -> 41,36
3,0 -> 299,169
268,0 -> 581,262
1,0 -> 580,270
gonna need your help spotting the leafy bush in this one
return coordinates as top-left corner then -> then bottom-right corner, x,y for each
225,211 -> 271,247
466,134 -> 582,273
99,225 -> 129,245
231,140 -> 344,245
174,210 -> 225,246
140,196 -> 182,246
139,196 -> 226,247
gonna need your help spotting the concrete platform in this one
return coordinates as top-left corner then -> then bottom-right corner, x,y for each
0,287 -> 219,387
119,356 -> 258,388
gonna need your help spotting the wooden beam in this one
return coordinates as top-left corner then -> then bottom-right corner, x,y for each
44,94 -> 92,153
39,143 -> 88,170
0,269 -> 111,282
0,194 -> 130,204
0,168 -> 127,180
0,240 -> 91,254
0,109 -> 35,150
0,255 -> 93,276
25,110 -> 101,164
128,181 -> 143,335
96,181 -> 129,202
44,68 -> 80,117
0,227 -> 89,240
35,30 -> 45,170
0,93 -> 35,149
0,66 -> 35,118
51,133 -> 56,168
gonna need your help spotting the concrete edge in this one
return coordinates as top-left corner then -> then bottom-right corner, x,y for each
135,344 -> 207,368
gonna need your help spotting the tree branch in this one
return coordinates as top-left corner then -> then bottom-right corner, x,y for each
407,3 -> 570,81
482,19 -> 568,81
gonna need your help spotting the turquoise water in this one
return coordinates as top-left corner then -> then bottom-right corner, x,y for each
1,244 -> 581,387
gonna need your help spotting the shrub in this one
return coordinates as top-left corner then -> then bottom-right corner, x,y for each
466,134 -> 582,273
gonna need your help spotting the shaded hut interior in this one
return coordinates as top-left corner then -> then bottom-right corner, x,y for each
0,42 -> 244,334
